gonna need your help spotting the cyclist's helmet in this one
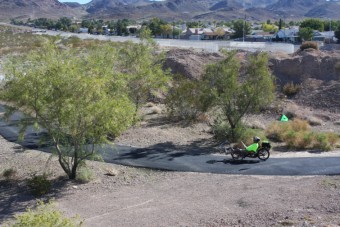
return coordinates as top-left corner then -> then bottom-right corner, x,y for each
253,136 -> 260,143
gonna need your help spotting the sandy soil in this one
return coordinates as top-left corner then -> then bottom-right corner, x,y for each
1,104 -> 340,226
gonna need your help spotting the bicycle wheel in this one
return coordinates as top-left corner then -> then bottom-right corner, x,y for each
231,150 -> 244,160
258,148 -> 270,161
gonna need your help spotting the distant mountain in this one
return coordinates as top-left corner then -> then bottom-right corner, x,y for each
266,0 -> 340,19
0,0 -> 339,22
0,0 -> 83,20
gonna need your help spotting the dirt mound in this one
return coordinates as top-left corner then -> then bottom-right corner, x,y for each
269,49 -> 340,85
164,49 -> 223,80
294,79 -> 340,112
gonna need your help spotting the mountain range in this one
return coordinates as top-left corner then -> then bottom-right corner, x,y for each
0,0 -> 339,21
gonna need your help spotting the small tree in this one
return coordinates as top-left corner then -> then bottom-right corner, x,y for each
202,51 -> 275,141
298,27 -> 314,42
116,40 -> 170,122
214,27 -> 225,39
1,42 -> 135,179
232,19 -> 251,39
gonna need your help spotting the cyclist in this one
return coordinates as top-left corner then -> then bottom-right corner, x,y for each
244,136 -> 261,155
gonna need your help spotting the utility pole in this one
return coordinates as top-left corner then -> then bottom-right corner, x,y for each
243,15 -> 246,42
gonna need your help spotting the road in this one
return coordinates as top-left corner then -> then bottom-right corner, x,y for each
0,104 -> 340,176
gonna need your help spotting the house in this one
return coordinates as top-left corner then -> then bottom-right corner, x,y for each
246,30 -> 274,42
185,28 -> 206,40
318,31 -> 335,43
275,26 -> 299,43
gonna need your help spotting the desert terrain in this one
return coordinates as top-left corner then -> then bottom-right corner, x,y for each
1,27 -> 340,226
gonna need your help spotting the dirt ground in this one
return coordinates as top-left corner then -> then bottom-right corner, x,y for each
1,103 -> 340,227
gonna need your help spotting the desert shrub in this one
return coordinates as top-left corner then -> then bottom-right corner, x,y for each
266,119 -> 339,150
76,167 -> 95,183
2,168 -> 17,180
300,41 -> 319,51
166,79 -> 211,121
335,62 -> 340,72
7,200 -> 82,227
282,82 -> 301,97
27,174 -> 51,196
213,118 -> 266,143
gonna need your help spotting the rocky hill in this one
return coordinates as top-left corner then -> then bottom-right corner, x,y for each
0,0 -> 84,20
1,0 -> 340,21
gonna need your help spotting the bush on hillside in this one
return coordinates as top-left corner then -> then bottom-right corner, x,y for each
300,41 -> 319,51
27,174 -> 51,196
282,82 -> 302,97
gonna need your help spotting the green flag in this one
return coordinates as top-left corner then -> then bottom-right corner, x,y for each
280,114 -> 289,122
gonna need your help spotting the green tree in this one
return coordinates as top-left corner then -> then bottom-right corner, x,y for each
262,23 -> 278,32
298,27 -> 314,41
160,24 -> 173,38
335,26 -> 340,43
300,18 -> 324,31
1,42 -> 135,179
214,27 -> 225,39
232,19 -> 251,39
117,40 -> 170,121
203,52 -> 274,141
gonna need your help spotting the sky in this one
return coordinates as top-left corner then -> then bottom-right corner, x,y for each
59,0 -> 91,4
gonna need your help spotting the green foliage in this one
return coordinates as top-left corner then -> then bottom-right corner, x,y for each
165,78 -> 212,121
232,19 -> 251,39
1,41 -> 135,179
266,119 -> 339,151
213,117 -> 267,144
203,51 -> 275,141
2,168 -> 17,180
143,17 -> 167,36
76,166 -> 95,183
298,27 -> 314,42
138,26 -> 152,41
117,41 -> 170,121
282,82 -> 301,97
27,174 -> 51,196
300,18 -> 324,31
300,41 -> 319,50
7,200 -> 82,227
262,23 -> 278,33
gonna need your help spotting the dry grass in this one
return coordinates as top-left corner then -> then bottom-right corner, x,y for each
266,119 -> 339,151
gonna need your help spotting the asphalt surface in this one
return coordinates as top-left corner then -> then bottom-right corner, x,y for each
1,104 -> 340,176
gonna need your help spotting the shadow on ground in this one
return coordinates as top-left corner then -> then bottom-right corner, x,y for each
113,139 -> 216,162
0,177 -> 75,223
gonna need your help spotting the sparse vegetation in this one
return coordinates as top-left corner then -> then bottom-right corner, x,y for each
266,119 -> 339,151
2,168 -> 17,180
6,200 -> 82,227
27,174 -> 51,196
282,82 -> 301,97
76,166 -> 95,183
300,41 -> 319,51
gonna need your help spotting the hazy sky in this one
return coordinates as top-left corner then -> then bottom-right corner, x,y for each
59,0 -> 91,4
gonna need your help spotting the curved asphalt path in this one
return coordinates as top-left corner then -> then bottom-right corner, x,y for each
1,104 -> 340,176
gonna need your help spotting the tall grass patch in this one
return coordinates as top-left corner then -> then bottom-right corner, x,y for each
266,119 -> 339,151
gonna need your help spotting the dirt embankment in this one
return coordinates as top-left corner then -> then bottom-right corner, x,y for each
164,48 -> 340,112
